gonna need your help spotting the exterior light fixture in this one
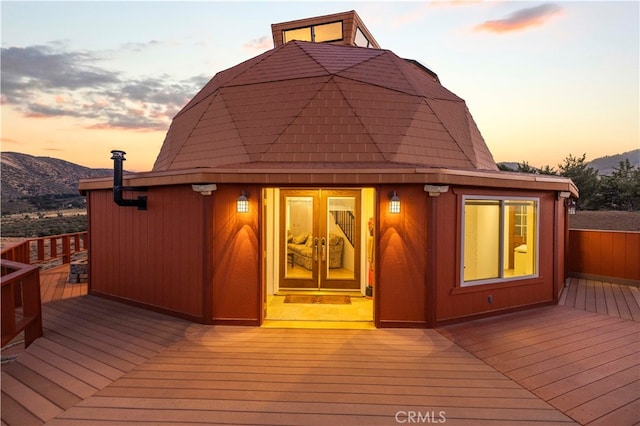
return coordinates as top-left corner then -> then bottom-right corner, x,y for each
424,184 -> 449,197
191,184 -> 217,196
389,191 -> 400,214
237,191 -> 249,213
558,191 -> 577,215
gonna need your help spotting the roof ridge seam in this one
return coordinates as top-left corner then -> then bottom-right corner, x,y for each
165,91 -> 225,171
423,98 -> 475,167
225,42 -> 288,87
335,48 -> 387,74
331,76 -> 388,160
296,41 -> 331,74
262,76 -> 333,156
174,46 -> 284,118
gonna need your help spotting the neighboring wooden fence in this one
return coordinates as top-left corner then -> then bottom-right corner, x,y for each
568,229 -> 640,285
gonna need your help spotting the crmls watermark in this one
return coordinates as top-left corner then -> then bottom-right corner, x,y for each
395,410 -> 446,424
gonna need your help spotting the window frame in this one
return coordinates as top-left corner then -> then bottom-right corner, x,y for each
282,20 -> 344,44
460,195 -> 540,287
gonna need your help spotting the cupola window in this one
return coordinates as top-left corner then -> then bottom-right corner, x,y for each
283,21 -> 343,44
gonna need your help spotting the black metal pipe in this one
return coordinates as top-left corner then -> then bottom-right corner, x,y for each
110,150 -> 147,210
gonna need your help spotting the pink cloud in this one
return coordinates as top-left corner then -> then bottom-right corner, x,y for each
475,3 -> 563,33
244,36 -> 272,51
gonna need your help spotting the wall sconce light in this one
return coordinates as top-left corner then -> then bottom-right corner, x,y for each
389,191 -> 400,214
237,190 -> 249,213
567,198 -> 577,215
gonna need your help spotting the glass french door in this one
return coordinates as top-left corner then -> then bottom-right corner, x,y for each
280,189 -> 361,290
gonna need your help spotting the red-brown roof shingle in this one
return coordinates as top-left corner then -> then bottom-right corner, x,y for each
153,41 -> 498,172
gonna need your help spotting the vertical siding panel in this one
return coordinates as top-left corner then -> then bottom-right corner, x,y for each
87,186 -> 204,320
434,190 -> 555,325
211,184 -> 260,324
378,185 -> 427,327
568,230 -> 640,282
600,232 -> 614,278
610,233 -> 626,279
627,233 -> 640,280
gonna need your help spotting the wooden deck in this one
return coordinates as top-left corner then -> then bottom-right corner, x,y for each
39,264 -> 88,304
1,269 -> 638,425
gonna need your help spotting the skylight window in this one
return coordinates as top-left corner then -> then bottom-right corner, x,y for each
354,27 -> 371,47
283,21 -> 343,44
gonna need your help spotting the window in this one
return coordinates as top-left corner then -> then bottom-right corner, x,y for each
283,27 -> 311,43
314,22 -> 343,42
354,27 -> 371,47
462,197 -> 539,286
283,21 -> 343,44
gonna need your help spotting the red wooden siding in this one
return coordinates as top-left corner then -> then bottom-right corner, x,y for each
211,185 -> 261,325
568,230 -> 640,283
554,198 -> 567,299
377,185 -> 428,327
433,189 -> 557,324
88,186 -> 205,319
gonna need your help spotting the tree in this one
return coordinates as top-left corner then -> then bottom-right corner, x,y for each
557,154 -> 600,210
516,161 -> 539,174
598,159 -> 640,211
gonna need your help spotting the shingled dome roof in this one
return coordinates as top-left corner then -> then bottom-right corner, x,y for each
153,40 -> 498,172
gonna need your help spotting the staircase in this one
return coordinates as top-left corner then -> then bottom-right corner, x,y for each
330,210 -> 355,247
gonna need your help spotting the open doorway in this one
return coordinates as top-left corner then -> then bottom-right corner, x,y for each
263,187 -> 375,326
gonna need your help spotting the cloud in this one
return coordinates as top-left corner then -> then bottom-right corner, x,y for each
1,45 -> 209,131
243,36 -> 272,52
474,3 -> 563,33
0,137 -> 19,144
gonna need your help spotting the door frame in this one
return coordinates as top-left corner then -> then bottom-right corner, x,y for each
278,188 -> 362,291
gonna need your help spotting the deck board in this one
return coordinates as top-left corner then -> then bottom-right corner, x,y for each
1,270 -> 638,425
440,305 -> 640,426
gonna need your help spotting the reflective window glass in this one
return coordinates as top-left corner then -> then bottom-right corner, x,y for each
354,27 -> 370,47
283,27 -> 312,43
462,197 -> 539,286
314,22 -> 343,42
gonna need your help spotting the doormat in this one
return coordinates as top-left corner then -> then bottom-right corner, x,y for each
284,295 -> 351,305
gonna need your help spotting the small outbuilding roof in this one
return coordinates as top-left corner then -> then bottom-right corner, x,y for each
152,40 -> 498,173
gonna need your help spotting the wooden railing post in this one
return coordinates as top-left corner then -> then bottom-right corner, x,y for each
1,260 -> 42,348
62,235 -> 71,264
22,269 -> 43,347
37,239 -> 45,263
1,281 -> 16,340
2,231 -> 88,267
73,234 -> 81,253
49,237 -> 58,260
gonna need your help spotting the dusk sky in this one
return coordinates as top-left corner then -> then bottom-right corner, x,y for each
2,1 -> 638,172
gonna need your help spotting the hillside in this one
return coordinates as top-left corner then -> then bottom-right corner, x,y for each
587,149 -> 640,175
499,149 -> 639,174
1,152 -> 112,214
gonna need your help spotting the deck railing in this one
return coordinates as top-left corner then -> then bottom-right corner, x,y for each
568,229 -> 640,285
1,231 -> 88,266
0,232 -> 87,349
1,259 -> 42,348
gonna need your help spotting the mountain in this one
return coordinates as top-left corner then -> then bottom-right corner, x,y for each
1,152 -> 112,214
587,149 -> 640,175
3,149 -> 638,215
498,149 -> 640,174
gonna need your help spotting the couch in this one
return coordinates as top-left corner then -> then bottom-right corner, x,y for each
287,233 -> 344,270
